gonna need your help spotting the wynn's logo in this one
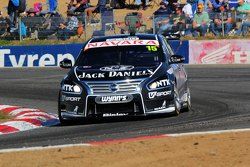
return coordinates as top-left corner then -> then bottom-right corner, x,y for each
100,65 -> 134,72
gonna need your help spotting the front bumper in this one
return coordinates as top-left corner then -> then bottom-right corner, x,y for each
59,91 -> 175,119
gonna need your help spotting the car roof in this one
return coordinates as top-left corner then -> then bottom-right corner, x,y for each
90,34 -> 159,43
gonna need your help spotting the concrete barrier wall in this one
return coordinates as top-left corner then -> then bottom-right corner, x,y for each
1,39 -> 250,67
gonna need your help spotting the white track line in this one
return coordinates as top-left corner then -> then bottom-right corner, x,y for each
166,128 -> 250,137
1,121 -> 40,131
9,108 -> 40,116
0,143 -> 91,153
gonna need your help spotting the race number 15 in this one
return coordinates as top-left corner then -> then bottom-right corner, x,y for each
146,46 -> 157,51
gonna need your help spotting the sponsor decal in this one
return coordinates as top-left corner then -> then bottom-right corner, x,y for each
103,113 -> 129,117
148,91 -> 171,99
85,40 -> 159,50
62,84 -> 74,92
100,65 -> 134,72
78,69 -> 154,79
95,95 -> 133,104
62,95 -> 81,102
0,49 -> 75,67
106,37 -> 139,41
156,79 -> 170,87
78,72 -> 105,79
189,40 -> 250,64
150,79 -> 170,89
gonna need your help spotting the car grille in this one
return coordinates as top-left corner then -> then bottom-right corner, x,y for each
85,79 -> 145,95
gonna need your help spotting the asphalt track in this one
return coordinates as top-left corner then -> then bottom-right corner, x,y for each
0,65 -> 250,149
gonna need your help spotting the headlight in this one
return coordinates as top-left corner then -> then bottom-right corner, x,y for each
148,79 -> 170,90
73,85 -> 81,93
62,83 -> 82,94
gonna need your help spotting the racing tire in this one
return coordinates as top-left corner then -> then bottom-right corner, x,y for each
181,88 -> 191,112
173,88 -> 181,116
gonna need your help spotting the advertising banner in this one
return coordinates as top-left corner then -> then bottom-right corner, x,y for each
0,41 -> 189,67
189,40 -> 250,64
0,44 -> 83,67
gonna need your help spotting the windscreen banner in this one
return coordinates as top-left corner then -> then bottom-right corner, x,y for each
189,40 -> 250,64
0,41 -> 188,67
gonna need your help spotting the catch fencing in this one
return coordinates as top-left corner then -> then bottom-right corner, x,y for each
0,10 -> 249,41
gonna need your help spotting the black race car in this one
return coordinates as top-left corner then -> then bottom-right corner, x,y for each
58,34 -> 191,124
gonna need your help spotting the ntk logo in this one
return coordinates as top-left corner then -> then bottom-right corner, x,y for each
62,84 -> 74,92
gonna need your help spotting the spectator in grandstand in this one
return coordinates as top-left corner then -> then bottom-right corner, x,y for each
207,0 -> 225,12
26,8 -> 38,16
0,11 -> 7,36
85,0 -> 107,23
33,2 -> 43,14
235,0 -> 250,36
141,0 -> 147,10
182,0 -> 194,35
192,2 -> 210,37
157,6 -> 186,35
170,6 -> 186,34
68,0 -> 89,13
7,0 -> 19,31
153,1 -> 173,15
227,0 -> 238,10
57,12 -> 79,40
237,0 -> 250,13
36,12 -> 64,39
182,0 -> 193,19
167,0 -> 179,11
47,0 -> 58,12
210,5 -> 233,36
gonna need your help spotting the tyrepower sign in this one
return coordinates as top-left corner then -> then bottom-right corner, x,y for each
0,44 -> 82,67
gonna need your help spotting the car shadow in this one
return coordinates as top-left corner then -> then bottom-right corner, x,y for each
55,112 -> 178,127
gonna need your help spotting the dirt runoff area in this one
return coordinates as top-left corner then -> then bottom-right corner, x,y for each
0,131 -> 250,167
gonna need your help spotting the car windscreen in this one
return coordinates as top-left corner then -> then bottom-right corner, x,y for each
75,45 -> 164,67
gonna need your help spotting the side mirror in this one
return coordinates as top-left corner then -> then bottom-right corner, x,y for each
169,55 -> 185,64
59,59 -> 72,69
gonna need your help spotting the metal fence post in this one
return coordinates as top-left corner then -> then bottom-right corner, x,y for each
19,16 -> 22,41
153,14 -> 155,34
222,11 -> 224,37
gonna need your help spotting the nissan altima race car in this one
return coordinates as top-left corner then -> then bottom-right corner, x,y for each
58,34 -> 191,124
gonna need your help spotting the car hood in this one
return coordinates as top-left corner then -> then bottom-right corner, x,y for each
74,65 -> 160,81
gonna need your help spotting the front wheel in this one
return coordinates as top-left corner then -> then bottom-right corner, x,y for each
173,88 -> 181,116
181,88 -> 191,112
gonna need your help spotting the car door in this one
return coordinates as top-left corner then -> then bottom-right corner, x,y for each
161,37 -> 182,93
